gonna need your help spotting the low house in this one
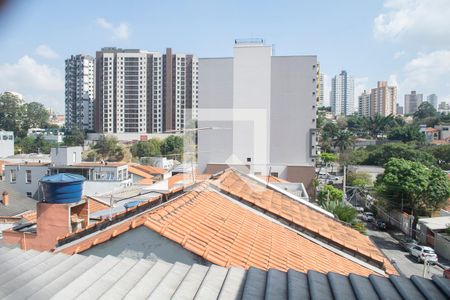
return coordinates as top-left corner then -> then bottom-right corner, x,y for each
0,182 -> 36,224
3,168 -> 397,277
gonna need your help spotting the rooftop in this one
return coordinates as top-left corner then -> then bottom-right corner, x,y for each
0,247 -> 448,299
0,182 -> 36,217
131,164 -> 166,175
418,216 -> 450,231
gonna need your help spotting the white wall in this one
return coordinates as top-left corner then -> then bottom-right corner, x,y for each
50,147 -> 82,165
4,165 -> 49,198
0,131 -> 14,158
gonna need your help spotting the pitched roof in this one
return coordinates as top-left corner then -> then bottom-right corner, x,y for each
213,170 -> 391,270
257,175 -> 290,183
0,182 -> 37,217
131,164 -> 166,175
0,247 -> 448,300
144,184 -> 384,277
128,165 -> 154,179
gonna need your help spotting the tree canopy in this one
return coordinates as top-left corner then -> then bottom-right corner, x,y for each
131,138 -> 162,158
93,135 -> 124,161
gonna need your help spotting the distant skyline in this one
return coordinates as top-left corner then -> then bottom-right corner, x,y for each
0,0 -> 449,113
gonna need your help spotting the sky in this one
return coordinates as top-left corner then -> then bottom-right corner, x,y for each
0,0 -> 449,113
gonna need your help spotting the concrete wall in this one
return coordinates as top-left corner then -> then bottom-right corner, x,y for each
82,226 -> 210,266
50,146 -> 82,165
270,56 -> 317,167
434,233 -> 450,261
0,131 -> 14,158
4,165 -> 49,198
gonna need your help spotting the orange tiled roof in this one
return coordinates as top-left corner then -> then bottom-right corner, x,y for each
144,184 -> 379,276
132,164 -> 165,175
424,127 -> 439,132
168,173 -> 211,188
136,178 -> 154,185
128,165 -> 154,179
257,175 -> 290,183
213,170 -> 389,268
88,197 -> 110,213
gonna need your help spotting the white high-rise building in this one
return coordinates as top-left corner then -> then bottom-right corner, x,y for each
318,73 -> 324,107
330,70 -> 354,116
65,55 -> 95,130
426,94 -> 438,109
404,91 -> 423,115
198,40 -> 318,196
358,90 -> 371,117
95,48 -> 198,134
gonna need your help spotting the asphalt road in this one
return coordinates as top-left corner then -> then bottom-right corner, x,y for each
366,224 -> 446,279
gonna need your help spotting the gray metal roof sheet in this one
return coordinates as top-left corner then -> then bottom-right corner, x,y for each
0,247 -> 449,300
0,181 -> 37,216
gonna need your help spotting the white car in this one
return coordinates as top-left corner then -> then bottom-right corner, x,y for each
409,245 -> 438,264
362,212 -> 374,222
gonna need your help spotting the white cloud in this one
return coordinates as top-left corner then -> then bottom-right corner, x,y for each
403,50 -> 450,88
393,50 -> 405,59
35,44 -> 59,59
374,0 -> 450,43
96,17 -> 129,40
0,56 -> 64,112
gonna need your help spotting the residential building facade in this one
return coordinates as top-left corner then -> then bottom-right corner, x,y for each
65,55 -> 95,130
330,70 -> 354,116
198,40 -> 318,196
358,90 -> 371,117
370,81 -> 397,116
427,94 -> 438,109
318,73 -> 324,107
404,90 -> 423,115
94,48 -> 198,134
0,131 -> 14,158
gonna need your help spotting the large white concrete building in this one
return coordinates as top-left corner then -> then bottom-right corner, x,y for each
65,55 -> 95,130
358,90 -> 371,117
331,70 -> 354,116
405,90 -> 423,115
198,40 -> 318,196
95,48 -> 198,134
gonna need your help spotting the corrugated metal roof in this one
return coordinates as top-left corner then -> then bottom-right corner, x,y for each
0,182 -> 37,217
0,247 -> 448,299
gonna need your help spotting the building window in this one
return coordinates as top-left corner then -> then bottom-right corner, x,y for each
10,170 -> 16,183
246,157 -> 251,163
270,172 -> 279,177
26,170 -> 32,183
26,192 -> 32,198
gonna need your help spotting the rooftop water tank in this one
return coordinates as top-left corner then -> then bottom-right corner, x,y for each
40,173 -> 85,204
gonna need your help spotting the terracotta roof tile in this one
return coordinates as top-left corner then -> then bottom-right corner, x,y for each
213,170 -> 390,269
143,185 -> 381,277
131,164 -> 166,175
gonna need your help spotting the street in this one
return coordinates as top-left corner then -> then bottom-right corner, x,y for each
366,224 -> 447,279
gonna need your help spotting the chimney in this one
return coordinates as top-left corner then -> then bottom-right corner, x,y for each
2,191 -> 9,206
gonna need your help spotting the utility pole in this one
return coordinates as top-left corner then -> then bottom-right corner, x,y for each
342,165 -> 346,201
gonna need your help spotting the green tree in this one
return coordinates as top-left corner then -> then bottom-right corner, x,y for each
131,139 -> 162,158
347,172 -> 372,187
427,144 -> 450,170
346,114 -> 368,137
15,136 -> 57,154
160,135 -> 184,158
413,102 -> 437,120
318,185 -> 344,204
365,114 -> 394,139
387,124 -> 425,143
22,102 -> 50,129
376,158 -> 450,238
0,92 -> 25,136
93,135 -> 124,161
63,128 -> 85,146
365,143 -> 436,167
333,130 -> 354,153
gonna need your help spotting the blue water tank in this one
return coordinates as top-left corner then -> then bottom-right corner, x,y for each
40,173 -> 85,204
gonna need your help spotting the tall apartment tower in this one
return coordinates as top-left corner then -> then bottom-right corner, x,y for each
404,91 -> 423,115
198,40 -> 318,196
426,94 -> 438,109
370,81 -> 397,116
65,55 -> 95,130
94,48 -> 198,134
318,73 -> 324,107
330,70 -> 354,116
358,90 -> 371,117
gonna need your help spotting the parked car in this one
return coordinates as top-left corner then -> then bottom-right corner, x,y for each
362,212 -> 375,222
409,245 -> 438,264
376,220 -> 387,230
398,237 -> 418,252
444,269 -> 450,279
355,206 -> 364,213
